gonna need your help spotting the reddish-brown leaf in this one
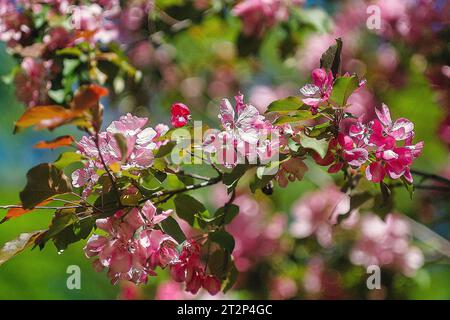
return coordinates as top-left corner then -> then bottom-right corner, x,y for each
34,135 -> 75,150
14,105 -> 78,132
71,84 -> 108,111
75,29 -> 98,41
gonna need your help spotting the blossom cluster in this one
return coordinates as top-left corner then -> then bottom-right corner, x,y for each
290,185 -> 358,248
85,200 -> 221,294
72,113 -> 168,197
170,240 -> 221,295
350,213 -> 424,276
291,186 -> 424,277
203,93 -> 280,168
314,103 -> 423,183
297,0 -> 449,145
84,200 -> 176,284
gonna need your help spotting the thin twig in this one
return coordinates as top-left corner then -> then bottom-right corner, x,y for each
410,169 -> 450,186
0,205 -> 81,210
94,133 -> 122,206
140,175 -> 222,205
177,171 -> 212,181
390,183 -> 450,192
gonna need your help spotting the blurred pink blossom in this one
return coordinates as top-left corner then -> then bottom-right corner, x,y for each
304,255 -> 346,299
290,185 -> 358,247
350,213 -> 424,276
269,276 -> 297,300
14,58 -> 51,107
233,0 -> 304,37
249,85 -> 293,113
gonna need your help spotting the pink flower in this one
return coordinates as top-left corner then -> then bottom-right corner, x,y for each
43,27 -> 73,52
70,4 -> 119,43
205,93 -> 276,167
202,275 -> 222,296
374,103 -> 414,142
269,277 -> 297,300
71,164 -> 99,197
350,213 -> 424,276
290,185 -> 359,247
84,201 -> 179,285
72,114 -> 161,192
300,68 -> 334,114
362,104 -> 423,183
303,255 -> 346,299
317,104 -> 422,184
169,240 -> 222,295
338,133 -> 369,167
232,0 -> 303,37
249,84 -> 293,113
171,103 -> 191,128
0,2 -> 32,47
219,93 -> 265,144
14,58 -> 51,107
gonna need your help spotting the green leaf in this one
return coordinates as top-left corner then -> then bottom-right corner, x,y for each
401,177 -> 414,200
37,209 -> 95,251
174,194 -> 209,228
113,133 -> 128,163
155,141 -> 176,158
0,231 -> 44,266
330,75 -> 359,106
48,89 -> 66,104
256,160 -> 282,178
288,138 -> 300,152
54,152 -> 84,169
299,133 -> 329,158
320,38 -> 342,77
57,47 -> 83,57
208,204 -> 239,226
93,190 -> 122,218
222,260 -> 238,293
223,164 -> 247,193
209,229 -> 235,253
20,163 -> 72,209
141,173 -> 164,192
62,59 -> 80,76
380,181 -> 391,203
267,96 -> 303,113
274,111 -> 317,124
307,122 -> 332,138
149,168 -> 167,183
160,216 -> 186,243
208,248 -> 232,280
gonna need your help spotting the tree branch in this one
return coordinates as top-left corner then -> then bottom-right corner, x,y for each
94,133 -> 122,206
410,169 -> 450,186
140,175 -> 222,205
